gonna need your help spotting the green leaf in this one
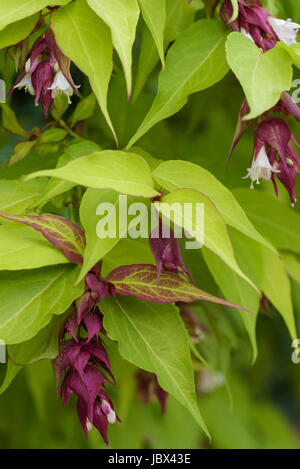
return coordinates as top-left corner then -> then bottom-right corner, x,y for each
127,19 -> 229,148
0,222 -> 70,270
0,362 -> 7,389
70,93 -> 97,127
102,238 -> 154,276
138,0 -> 166,66
261,248 -> 297,340
0,265 -> 84,344
203,245 -> 260,363
152,160 -> 276,254
39,128 -> 67,144
51,94 -> 69,121
233,188 -> 300,255
26,150 -> 159,198
1,104 -> 30,138
101,295 -> 210,437
226,32 -> 293,120
155,189 -> 257,290
106,264 -> 253,312
35,140 -> 100,208
87,0 -> 140,97
133,0 -> 200,101
0,0 -> 71,31
0,13 -> 39,49
0,179 -> 47,214
79,189 -> 149,282
8,140 -> 37,167
281,251 -> 300,285
0,313 -> 67,394
51,0 -> 117,142
0,212 -> 86,265
9,313 -> 68,365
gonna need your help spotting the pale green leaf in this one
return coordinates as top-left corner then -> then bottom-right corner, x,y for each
152,160 -> 276,254
281,251 -> 300,285
0,0 -> 71,31
138,0 -> 166,66
0,265 -> 84,344
25,150 -> 159,198
0,222 -> 70,270
35,140 -> 100,208
226,32 -> 293,120
0,13 -> 39,49
203,237 -> 260,363
102,295 -> 210,437
0,179 -> 47,214
51,0 -> 117,142
233,188 -> 300,255
155,188 -> 258,290
87,0 -> 140,96
79,189 -> 149,282
261,248 -> 297,340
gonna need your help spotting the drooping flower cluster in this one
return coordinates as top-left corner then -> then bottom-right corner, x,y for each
222,1 -> 300,205
53,262 -> 118,444
229,92 -> 300,206
221,0 -> 300,50
10,29 -> 78,116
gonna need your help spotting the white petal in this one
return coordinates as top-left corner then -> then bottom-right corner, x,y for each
14,74 -> 35,95
243,146 -> 280,187
268,16 -> 300,45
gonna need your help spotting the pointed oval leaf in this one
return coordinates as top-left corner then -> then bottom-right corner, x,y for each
79,189 -> 149,283
106,264 -> 253,313
138,0 -> 166,67
0,212 -> 85,265
87,0 -> 140,97
25,150 -> 159,198
101,295 -> 210,436
155,188 -> 258,290
0,179 -> 47,214
51,0 -> 117,142
152,160 -> 276,254
0,223 -> 70,271
0,0 -> 71,31
233,188 -> 300,256
226,32 -> 293,120
0,13 -> 40,49
127,19 -> 229,148
0,265 -> 84,344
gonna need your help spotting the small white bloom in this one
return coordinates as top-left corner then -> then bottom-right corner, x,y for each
268,16 -> 300,45
86,419 -> 93,432
48,70 -> 74,102
14,73 -> 35,95
101,399 -> 116,424
240,27 -> 255,43
243,146 -> 280,188
25,58 -> 31,73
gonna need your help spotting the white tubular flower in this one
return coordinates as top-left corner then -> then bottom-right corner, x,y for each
48,70 -> 75,102
101,400 -> 117,424
243,146 -> 280,188
240,27 -> 255,43
86,419 -> 93,433
268,17 -> 300,45
14,74 -> 35,95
